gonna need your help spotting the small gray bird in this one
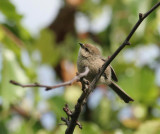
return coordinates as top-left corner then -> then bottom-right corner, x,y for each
77,43 -> 134,103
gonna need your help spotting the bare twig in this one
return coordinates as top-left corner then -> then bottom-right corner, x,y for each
11,105 -> 30,119
62,104 -> 83,129
65,2 -> 160,134
10,67 -> 89,91
88,2 -> 160,95
0,25 -> 24,47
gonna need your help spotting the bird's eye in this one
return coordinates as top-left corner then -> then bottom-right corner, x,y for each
85,47 -> 89,52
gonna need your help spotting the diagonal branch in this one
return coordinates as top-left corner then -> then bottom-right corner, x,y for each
65,2 -> 160,134
0,25 -> 24,47
10,67 -> 89,91
88,2 -> 160,95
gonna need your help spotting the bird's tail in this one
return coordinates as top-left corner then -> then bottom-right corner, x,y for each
109,81 -> 134,103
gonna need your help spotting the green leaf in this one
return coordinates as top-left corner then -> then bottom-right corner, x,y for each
58,34 -> 79,62
0,121 -> 8,134
93,97 -> 111,129
134,120 -> 160,134
34,29 -> 60,66
0,48 -> 29,109
64,86 -> 82,105
119,67 -> 158,104
0,0 -> 22,22
49,95 -> 66,122
81,122 -> 103,134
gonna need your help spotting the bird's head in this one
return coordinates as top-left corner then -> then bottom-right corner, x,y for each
78,43 -> 101,58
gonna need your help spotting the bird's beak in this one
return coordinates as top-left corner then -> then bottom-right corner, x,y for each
79,43 -> 84,48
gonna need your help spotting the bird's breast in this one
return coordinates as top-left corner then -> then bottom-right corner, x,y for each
77,56 -> 103,82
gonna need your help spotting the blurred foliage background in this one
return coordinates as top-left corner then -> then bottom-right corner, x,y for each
0,0 -> 160,134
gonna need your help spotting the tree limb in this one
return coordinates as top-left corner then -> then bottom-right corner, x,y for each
10,67 -> 89,91
65,2 -> 160,134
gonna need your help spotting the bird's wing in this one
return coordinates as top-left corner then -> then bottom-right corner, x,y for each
101,58 -> 118,82
110,66 -> 118,82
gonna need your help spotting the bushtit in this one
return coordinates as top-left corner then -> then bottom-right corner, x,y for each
77,43 -> 134,103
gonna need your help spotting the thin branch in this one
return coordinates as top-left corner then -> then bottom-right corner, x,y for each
11,105 -> 30,119
89,2 -> 160,94
65,2 -> 160,134
0,25 -> 24,47
10,67 -> 89,91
